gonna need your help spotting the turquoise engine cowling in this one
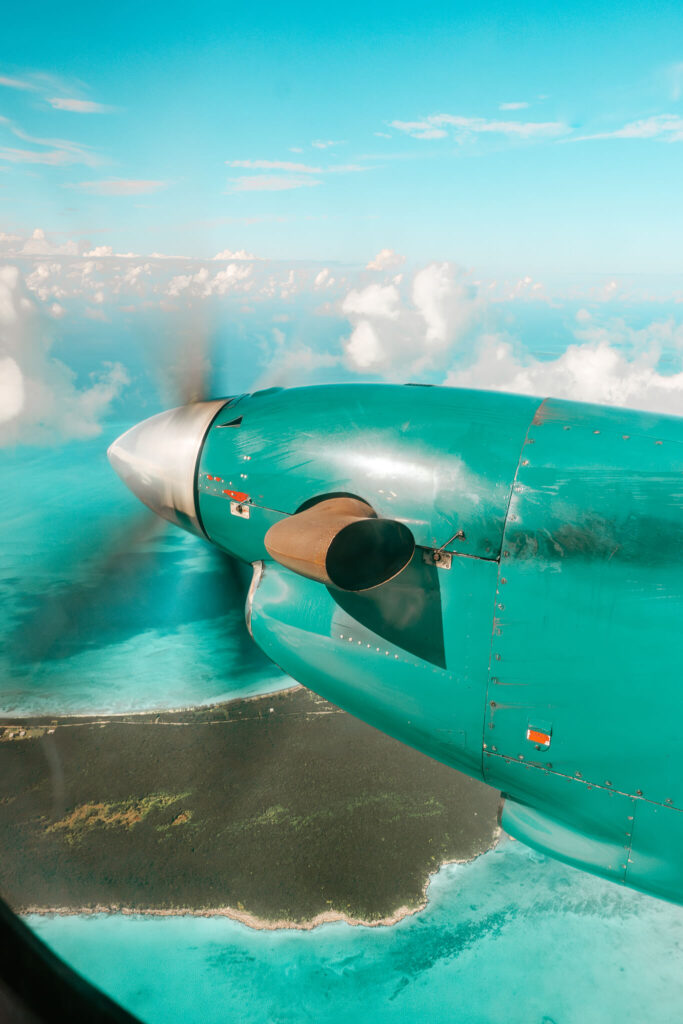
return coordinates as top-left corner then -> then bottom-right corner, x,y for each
111,382 -> 683,904
195,384 -> 683,904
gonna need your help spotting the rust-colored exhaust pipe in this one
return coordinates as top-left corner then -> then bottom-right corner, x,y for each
264,497 -> 415,592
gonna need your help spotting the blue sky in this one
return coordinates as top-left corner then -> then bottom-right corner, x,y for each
1,1 -> 683,451
3,1 -> 683,272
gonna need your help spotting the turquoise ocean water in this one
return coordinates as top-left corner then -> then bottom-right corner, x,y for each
29,839 -> 683,1024
0,427 -> 287,716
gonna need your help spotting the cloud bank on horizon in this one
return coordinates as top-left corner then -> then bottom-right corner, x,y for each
1,228 -> 682,447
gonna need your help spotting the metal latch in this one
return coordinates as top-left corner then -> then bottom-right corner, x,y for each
231,501 -> 250,519
423,548 -> 452,569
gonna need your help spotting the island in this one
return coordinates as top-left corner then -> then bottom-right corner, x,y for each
0,687 -> 500,928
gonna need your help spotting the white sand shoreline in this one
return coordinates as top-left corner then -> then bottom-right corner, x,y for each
0,684 -> 302,723
21,833 -> 501,932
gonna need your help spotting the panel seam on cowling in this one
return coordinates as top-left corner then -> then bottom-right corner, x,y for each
486,750 -> 680,812
480,396 -> 548,781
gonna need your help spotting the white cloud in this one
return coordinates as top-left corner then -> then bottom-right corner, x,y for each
0,119 -> 103,166
0,146 -> 86,166
227,159 -> 322,173
502,274 -> 547,301
228,175 -> 323,192
47,98 -> 112,113
573,113 -> 683,142
374,131 -> 392,139
0,356 -> 24,422
211,264 -> 253,295
0,75 -> 37,91
21,228 -> 79,256
342,262 -> 479,376
366,248 -> 405,271
499,101 -> 529,111
444,329 -> 683,415
314,268 -> 335,289
311,139 -> 344,149
391,113 -> 568,141
225,157 -> 367,193
0,265 -> 128,445
344,320 -> 384,369
83,245 -> 114,258
166,263 -> 253,298
342,283 -> 400,319
413,263 -> 480,346
67,179 -> 168,195
391,122 -> 448,140
213,248 -> 259,260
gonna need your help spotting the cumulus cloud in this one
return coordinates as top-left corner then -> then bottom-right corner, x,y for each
166,263 -> 253,298
21,228 -> 79,256
345,320 -> 384,369
391,113 -> 569,141
0,266 -> 128,445
0,238 -> 323,305
342,262 -> 479,376
213,248 -> 260,260
366,248 -> 405,271
82,245 -> 114,258
499,102 -> 529,111
444,329 -> 683,415
311,139 -> 344,149
342,282 -> 400,319
338,259 -> 683,416
314,268 -> 335,289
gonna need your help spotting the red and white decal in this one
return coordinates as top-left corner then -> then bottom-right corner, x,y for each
223,488 -> 249,502
526,727 -> 551,748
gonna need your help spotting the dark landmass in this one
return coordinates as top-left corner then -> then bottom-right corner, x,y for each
0,687 -> 500,927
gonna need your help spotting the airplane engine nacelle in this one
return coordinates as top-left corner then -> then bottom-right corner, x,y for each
109,383 -> 683,904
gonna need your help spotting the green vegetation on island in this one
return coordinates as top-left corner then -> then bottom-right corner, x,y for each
0,687 -> 500,926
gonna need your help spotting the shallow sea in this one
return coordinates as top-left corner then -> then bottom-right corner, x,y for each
0,428 -> 287,716
29,839 -> 683,1024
